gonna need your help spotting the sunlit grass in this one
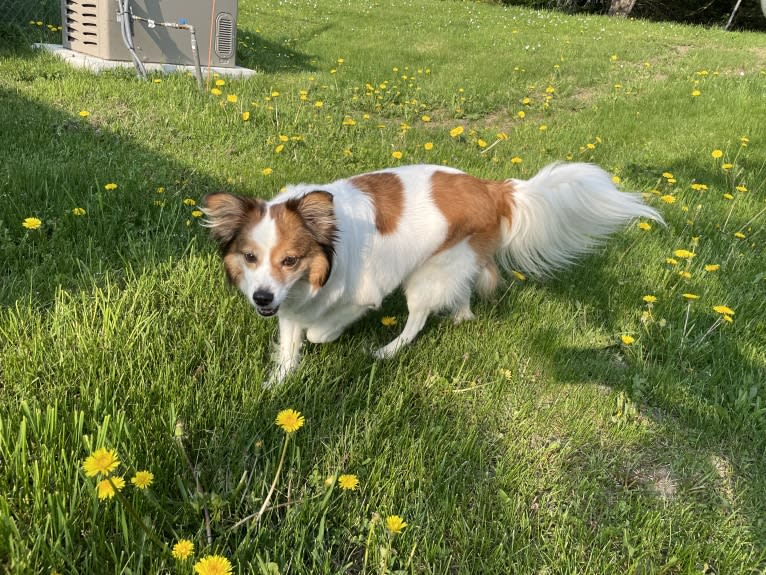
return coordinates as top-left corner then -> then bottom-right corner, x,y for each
1,1 -> 766,573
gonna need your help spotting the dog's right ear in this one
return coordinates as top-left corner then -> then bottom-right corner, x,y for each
202,193 -> 265,250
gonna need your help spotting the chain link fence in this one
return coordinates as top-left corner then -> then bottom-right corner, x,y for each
0,0 -> 61,44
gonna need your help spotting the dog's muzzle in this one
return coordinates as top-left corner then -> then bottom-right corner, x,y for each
253,290 -> 279,317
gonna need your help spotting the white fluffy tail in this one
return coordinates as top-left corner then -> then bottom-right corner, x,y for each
499,162 -> 664,277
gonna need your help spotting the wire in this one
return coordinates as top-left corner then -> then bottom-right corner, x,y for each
206,0 -> 217,91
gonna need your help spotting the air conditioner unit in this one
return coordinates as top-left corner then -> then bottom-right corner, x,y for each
61,0 -> 237,68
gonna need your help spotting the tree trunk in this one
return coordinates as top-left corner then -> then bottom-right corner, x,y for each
608,0 -> 638,16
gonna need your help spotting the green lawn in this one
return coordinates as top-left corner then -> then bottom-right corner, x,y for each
1,1 -> 766,573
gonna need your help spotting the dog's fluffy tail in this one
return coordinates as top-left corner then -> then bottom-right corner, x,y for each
497,162 -> 664,278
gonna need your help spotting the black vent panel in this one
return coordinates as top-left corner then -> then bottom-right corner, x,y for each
215,13 -> 234,59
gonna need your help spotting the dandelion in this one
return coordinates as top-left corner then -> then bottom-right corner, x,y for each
210,88 -> 222,96
539,124 -> 548,131
342,117 -> 357,127
194,554 -> 233,575
643,295 -> 657,303
338,474 -> 360,491
722,163 -> 733,171
242,111 -> 250,121
381,316 -> 397,326
704,264 -> 720,272
71,207 -> 86,216
497,132 -> 509,140
226,94 -> 238,103
673,249 -> 695,259
96,476 -> 125,500
261,168 -> 273,176
275,409 -> 305,433
662,172 -> 674,179
83,448 -> 120,477
711,149 -> 723,159
712,305 -> 735,316
660,195 -> 676,204
620,335 -> 635,345
477,139 -> 488,148
421,115 -> 431,122
682,293 -> 700,301
424,142 -> 434,151
104,183 -> 118,191
734,232 -> 746,239
512,270 -> 526,281
721,314 -> 733,323
314,101 -> 324,108
191,210 -> 203,218
183,198 -> 196,206
736,185 -> 748,193
545,85 -> 555,94
665,257 -> 678,266
385,515 -> 407,534
510,156 -> 523,164
78,110 -> 90,118
723,193 -> 734,200
449,126 -> 464,138
131,470 -> 154,489
678,271 -> 692,279
516,111 -> 526,119
691,90 -> 701,97
215,79 -> 225,87
392,151 -> 403,160
637,222 -> 651,231
172,539 -> 194,561
275,144 -> 285,154
22,217 -> 42,230
690,183 -> 708,191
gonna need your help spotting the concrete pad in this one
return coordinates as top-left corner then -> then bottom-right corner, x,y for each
35,43 -> 257,78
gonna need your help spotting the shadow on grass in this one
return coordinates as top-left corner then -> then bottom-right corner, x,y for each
236,23 -> 331,74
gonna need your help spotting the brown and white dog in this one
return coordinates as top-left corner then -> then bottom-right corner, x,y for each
203,162 -> 662,385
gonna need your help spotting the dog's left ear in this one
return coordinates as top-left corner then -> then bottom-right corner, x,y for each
288,191 -> 337,247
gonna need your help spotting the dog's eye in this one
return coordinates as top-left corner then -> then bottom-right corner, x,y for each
243,252 -> 257,264
281,256 -> 299,268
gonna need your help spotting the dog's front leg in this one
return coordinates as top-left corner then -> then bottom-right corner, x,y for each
266,316 -> 304,387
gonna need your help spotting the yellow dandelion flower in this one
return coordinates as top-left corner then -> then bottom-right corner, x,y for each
497,132 -> 509,140
662,172 -> 674,179
392,151 -> 403,160
104,183 -> 118,191
712,305 -> 735,316
642,295 -> 657,303
275,409 -> 305,433
736,185 -> 748,193
78,110 -> 90,118
131,470 -> 154,489
261,168 -> 273,176
660,195 -> 676,204
72,207 -> 86,216
83,448 -> 120,477
183,198 -> 196,206
678,271 -> 692,279
521,97 -> 531,105
96,476 -> 125,500
682,293 -> 700,301
723,193 -> 734,200
421,115 -> 431,122
637,222 -> 651,231
449,126 -> 464,138
477,139 -> 488,148
275,144 -> 284,154
172,539 -> 194,561
215,79 -> 225,87
722,163 -> 733,171
385,515 -> 407,534
271,90 -> 280,97
516,111 -> 526,119
192,210 -> 203,218
193,554 -> 233,575
314,101 -> 324,108
691,90 -> 701,97
673,249 -> 695,259
342,117 -> 357,126
381,316 -> 397,326
704,264 -> 720,272
512,270 -> 526,281
620,335 -> 635,345
510,156 -> 523,164
665,257 -> 678,266
242,111 -> 251,121
539,124 -> 548,131
210,88 -> 222,96
722,315 -> 733,323
226,94 -> 238,103
586,143 -> 596,150
711,149 -> 723,159
338,474 -> 360,491
424,142 -> 434,151
22,217 -> 42,230
545,85 -> 555,94
734,232 -> 746,239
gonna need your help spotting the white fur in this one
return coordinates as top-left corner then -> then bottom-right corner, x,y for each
230,163 -> 662,386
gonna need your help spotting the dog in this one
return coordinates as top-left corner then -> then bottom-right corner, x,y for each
203,162 -> 663,385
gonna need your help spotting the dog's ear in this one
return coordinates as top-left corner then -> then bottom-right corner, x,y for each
287,191 -> 337,247
202,193 -> 265,251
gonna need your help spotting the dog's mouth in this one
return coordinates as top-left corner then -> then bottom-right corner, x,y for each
256,305 -> 279,318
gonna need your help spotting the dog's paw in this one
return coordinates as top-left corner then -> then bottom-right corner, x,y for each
372,343 -> 397,360
452,307 -> 475,324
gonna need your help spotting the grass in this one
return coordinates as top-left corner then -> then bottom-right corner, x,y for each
1,1 -> 766,573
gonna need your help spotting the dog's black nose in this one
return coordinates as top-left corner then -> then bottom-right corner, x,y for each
253,290 -> 274,307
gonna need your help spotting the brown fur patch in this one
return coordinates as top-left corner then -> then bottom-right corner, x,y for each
351,173 -> 404,235
202,192 -> 266,251
430,172 -> 512,262
271,192 -> 337,291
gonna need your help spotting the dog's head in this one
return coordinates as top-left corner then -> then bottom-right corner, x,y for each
202,191 -> 337,317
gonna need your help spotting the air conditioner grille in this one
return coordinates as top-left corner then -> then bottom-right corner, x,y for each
215,13 -> 234,59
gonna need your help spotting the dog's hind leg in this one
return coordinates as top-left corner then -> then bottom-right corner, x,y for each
373,241 -> 479,359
